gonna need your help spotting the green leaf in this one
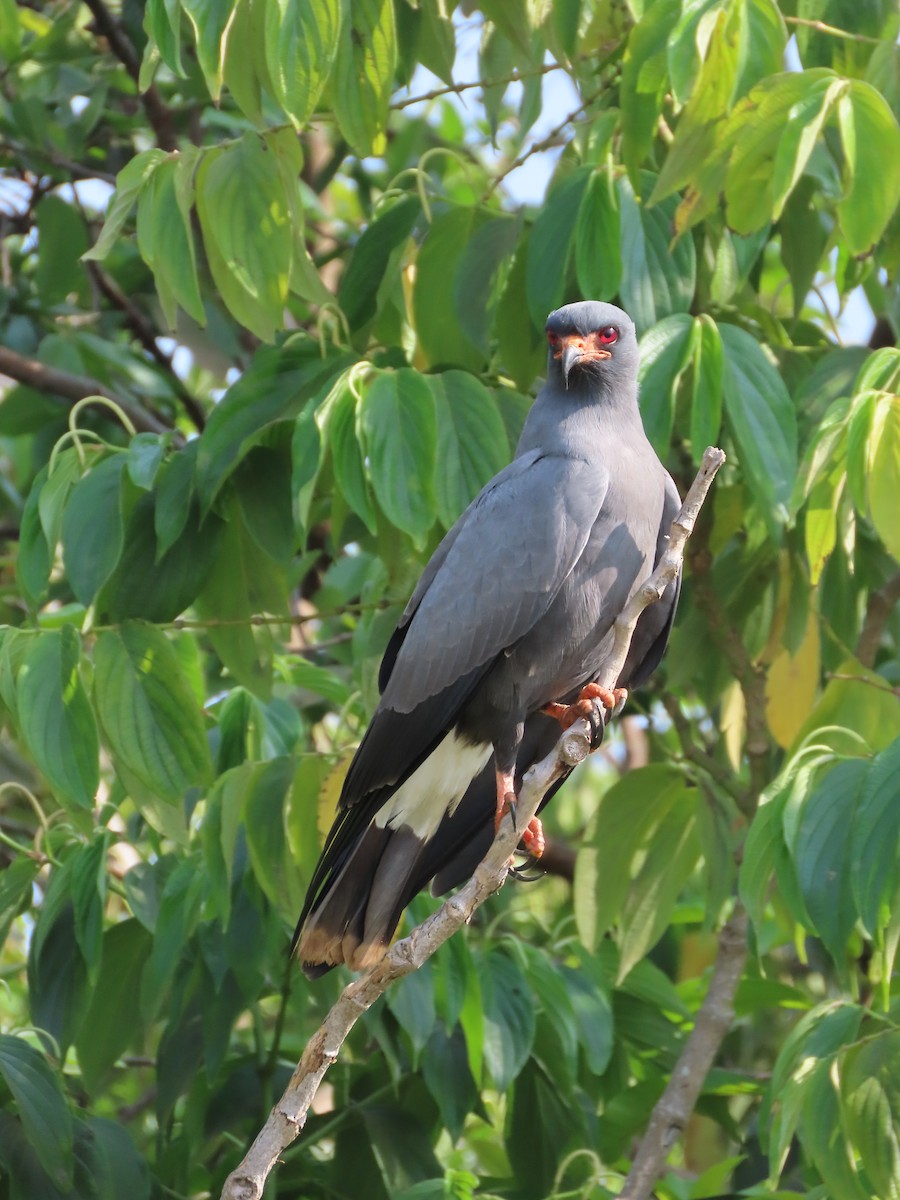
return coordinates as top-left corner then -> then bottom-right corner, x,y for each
574,168 -> 622,301
359,369 -> 437,543
389,966 -> 437,1060
265,0 -> 341,127
61,454 -> 126,605
195,133 -> 293,341
837,80 -> 900,255
719,322 -> 797,534
867,394 -> 900,561
194,498 -> 289,695
0,858 -> 38,946
637,314 -> 694,454
479,949 -> 535,1090
70,835 -> 108,982
799,1060 -> 869,1200
99,494 -> 225,623
243,756 -> 304,920
126,433 -> 166,491
75,920 -> 153,1094
689,314 -> 724,460
233,445 -> 296,562
0,1035 -> 73,1190
792,658 -> 900,755
453,215 -> 520,356
526,167 -> 591,329
618,172 -> 697,333
17,467 -> 51,611
35,195 -> 88,306
723,69 -> 840,234
135,154 -> 205,327
196,341 -> 352,511
325,378 -> 377,533
428,371 -> 509,529
414,206 -> 490,372
83,149 -> 168,262
618,787 -> 701,979
850,737 -> 900,937
180,0 -> 235,99
790,758 -> 868,963
653,5 -> 742,204
506,1060 -> 572,1198
94,622 -> 212,803
421,1026 -> 476,1142
574,764 -> 688,953
841,1030 -> 900,1200
620,0 -> 681,180
17,627 -> 99,811
765,1000 -> 863,1176
339,195 -> 420,332
331,0 -> 397,156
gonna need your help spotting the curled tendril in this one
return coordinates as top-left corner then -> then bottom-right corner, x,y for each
315,303 -> 353,354
47,394 -> 139,475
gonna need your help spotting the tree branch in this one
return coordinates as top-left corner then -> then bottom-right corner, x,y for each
856,569 -> 900,669
220,447 -> 727,1200
618,906 -> 749,1200
80,0 -> 178,151
783,15 -> 882,43
0,345 -> 172,435
87,263 -> 207,431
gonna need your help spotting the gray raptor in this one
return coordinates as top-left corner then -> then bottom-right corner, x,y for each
294,301 -> 682,976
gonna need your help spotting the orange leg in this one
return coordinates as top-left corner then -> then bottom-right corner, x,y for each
521,816 -> 545,859
543,683 -> 628,729
494,767 -> 517,833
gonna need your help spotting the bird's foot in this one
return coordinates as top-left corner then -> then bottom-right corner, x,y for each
520,816 -> 545,859
543,684 -> 628,749
494,768 -> 518,833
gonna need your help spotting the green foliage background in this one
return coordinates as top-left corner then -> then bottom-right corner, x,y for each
0,0 -> 899,1197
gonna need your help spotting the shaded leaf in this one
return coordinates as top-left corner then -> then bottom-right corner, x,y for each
94,621 -> 212,802
17,627 -> 99,811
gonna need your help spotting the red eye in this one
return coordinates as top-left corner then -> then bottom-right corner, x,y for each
547,331 -> 561,347
598,326 -> 618,345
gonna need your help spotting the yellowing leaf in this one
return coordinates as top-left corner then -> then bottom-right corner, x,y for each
721,679 -> 745,771
765,612 -> 821,749
317,749 -> 354,845
868,394 -> 900,562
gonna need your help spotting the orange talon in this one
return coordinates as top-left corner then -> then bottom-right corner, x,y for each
543,683 -> 628,729
521,816 -> 545,859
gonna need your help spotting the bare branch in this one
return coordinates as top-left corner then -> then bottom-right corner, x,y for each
81,0 -> 178,151
0,345 -> 172,436
856,569 -> 900,669
618,906 -> 749,1200
220,446 -> 727,1200
87,263 -> 207,431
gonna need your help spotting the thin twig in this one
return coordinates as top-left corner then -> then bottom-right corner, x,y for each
392,58 -> 586,111
483,85 -> 606,199
0,345 -> 172,436
618,906 -> 749,1200
220,447 -> 726,1200
783,15 -> 882,44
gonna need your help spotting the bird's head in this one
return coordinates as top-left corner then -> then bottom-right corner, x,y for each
545,302 -> 638,392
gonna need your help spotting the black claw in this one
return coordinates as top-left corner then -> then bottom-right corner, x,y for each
510,855 -> 545,882
507,792 -> 518,830
587,699 -> 607,750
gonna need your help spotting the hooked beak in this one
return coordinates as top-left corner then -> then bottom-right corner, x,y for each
557,335 -> 611,388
